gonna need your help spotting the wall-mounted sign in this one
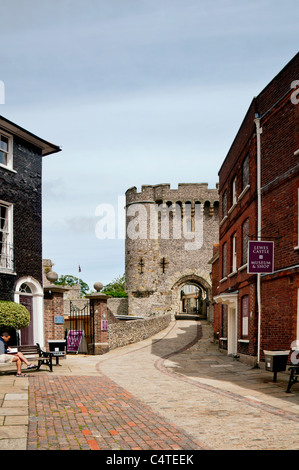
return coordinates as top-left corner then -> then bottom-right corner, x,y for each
54,315 -> 65,324
248,241 -> 274,274
101,320 -> 108,331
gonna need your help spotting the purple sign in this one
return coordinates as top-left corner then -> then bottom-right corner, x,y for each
248,241 -> 274,274
67,330 -> 83,353
101,320 -> 108,331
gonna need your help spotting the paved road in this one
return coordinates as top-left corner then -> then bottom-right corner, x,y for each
97,320 -> 299,450
1,319 -> 299,451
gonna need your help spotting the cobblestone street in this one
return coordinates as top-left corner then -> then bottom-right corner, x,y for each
1,320 -> 299,451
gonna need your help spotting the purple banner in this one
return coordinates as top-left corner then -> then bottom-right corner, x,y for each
67,330 -> 83,353
248,241 -> 274,274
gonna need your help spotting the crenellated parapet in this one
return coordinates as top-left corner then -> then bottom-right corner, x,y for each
126,183 -> 219,214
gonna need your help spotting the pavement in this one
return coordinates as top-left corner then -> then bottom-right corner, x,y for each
0,319 -> 299,451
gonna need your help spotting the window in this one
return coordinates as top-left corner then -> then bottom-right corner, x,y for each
232,233 -> 237,272
222,242 -> 227,278
0,202 -> 13,271
231,177 -> 237,206
222,190 -> 227,219
0,132 -> 13,169
222,304 -> 227,338
241,295 -> 249,338
242,218 -> 249,265
19,283 -> 32,294
242,154 -> 249,189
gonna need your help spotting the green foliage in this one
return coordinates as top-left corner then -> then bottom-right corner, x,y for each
0,301 -> 31,330
54,275 -> 90,296
102,274 -> 127,298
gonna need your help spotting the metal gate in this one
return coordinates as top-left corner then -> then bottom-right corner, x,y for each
68,301 -> 94,354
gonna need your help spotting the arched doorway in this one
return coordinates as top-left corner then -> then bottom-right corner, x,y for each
14,276 -> 44,346
171,274 -> 211,320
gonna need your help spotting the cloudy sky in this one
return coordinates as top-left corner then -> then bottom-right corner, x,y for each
0,0 -> 298,290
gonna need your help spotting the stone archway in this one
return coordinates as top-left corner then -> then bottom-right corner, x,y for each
171,274 -> 211,320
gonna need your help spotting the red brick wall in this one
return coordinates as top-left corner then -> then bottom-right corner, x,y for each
215,52 -> 299,359
44,291 -> 65,347
261,272 -> 298,354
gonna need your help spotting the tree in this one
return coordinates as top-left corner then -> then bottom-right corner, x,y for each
54,275 -> 90,297
102,274 -> 127,298
0,301 -> 30,330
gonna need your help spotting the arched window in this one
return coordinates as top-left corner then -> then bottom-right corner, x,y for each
19,283 -> 32,294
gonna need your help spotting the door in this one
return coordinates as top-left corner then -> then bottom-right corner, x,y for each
20,295 -> 33,345
227,307 -> 237,356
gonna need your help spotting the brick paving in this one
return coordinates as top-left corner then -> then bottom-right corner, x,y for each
2,319 -> 299,451
27,374 -> 204,450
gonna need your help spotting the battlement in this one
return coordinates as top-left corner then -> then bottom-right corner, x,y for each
126,183 -> 219,205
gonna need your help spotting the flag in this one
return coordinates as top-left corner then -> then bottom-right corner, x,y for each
78,265 -> 81,273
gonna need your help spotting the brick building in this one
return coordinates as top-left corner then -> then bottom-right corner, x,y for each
0,115 -> 61,345
211,53 -> 299,365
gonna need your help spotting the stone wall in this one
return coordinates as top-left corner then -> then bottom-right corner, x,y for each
107,297 -> 128,316
108,313 -> 172,350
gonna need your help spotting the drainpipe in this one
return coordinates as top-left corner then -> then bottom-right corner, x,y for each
254,114 -> 262,365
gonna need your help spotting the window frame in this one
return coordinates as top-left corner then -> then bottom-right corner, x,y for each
222,242 -> 227,278
0,200 -> 14,272
242,154 -> 250,190
222,190 -> 227,219
231,176 -> 237,206
231,233 -> 237,273
241,295 -> 249,339
242,218 -> 250,265
0,131 -> 13,170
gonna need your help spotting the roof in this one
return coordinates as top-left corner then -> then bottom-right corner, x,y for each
0,115 -> 61,156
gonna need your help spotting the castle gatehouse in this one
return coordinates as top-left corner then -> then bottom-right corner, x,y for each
125,183 -> 219,319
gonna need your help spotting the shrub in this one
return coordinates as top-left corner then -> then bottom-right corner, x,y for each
0,301 -> 30,330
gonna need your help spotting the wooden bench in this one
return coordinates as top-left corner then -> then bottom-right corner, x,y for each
286,366 -> 299,393
0,343 -> 53,373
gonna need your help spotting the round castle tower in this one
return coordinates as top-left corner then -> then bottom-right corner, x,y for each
125,183 -> 219,318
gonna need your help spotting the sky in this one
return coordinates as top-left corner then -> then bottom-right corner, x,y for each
0,0 -> 298,290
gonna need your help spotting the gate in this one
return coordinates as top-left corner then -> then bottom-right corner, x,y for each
67,301 -> 94,353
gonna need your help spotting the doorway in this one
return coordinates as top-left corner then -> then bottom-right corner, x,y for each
14,276 -> 44,346
172,274 -> 211,319
19,287 -> 34,345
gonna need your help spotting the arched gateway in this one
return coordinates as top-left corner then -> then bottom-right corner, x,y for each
171,274 -> 211,320
125,183 -> 219,319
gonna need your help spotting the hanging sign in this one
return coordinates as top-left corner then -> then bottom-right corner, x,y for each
248,241 -> 274,274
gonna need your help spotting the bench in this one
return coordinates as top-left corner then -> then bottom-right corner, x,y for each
0,343 -> 53,373
286,366 -> 299,393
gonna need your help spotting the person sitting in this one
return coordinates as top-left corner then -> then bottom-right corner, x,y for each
0,332 -> 37,377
